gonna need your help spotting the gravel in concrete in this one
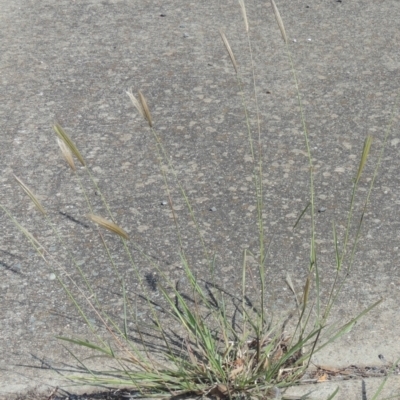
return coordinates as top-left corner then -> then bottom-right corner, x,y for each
1,1 -> 400,399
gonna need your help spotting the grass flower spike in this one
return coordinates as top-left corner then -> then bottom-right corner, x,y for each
219,29 -> 238,74
270,0 -> 288,44
1,2 -> 397,399
138,90 -> 153,127
53,123 -> 86,166
14,175 -> 46,215
57,137 -> 76,171
126,88 -> 145,119
355,135 -> 373,183
238,0 -> 249,33
126,89 -> 153,127
87,213 -> 130,240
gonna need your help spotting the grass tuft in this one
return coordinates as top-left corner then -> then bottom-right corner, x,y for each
2,2 -> 398,400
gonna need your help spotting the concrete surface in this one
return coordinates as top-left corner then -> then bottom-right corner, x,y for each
1,0 -> 400,399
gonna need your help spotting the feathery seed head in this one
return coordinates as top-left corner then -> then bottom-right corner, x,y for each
87,213 -> 130,240
14,175 -> 46,215
238,0 -> 249,33
126,88 -> 146,119
53,123 -> 86,166
57,138 -> 76,171
270,0 -> 288,44
355,135 -> 373,183
219,30 -> 238,74
138,90 -> 153,128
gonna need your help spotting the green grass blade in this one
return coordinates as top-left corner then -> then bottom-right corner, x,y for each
292,202 -> 310,231
370,357 -> 400,400
57,336 -> 114,356
326,386 -> 339,399
332,222 -> 340,271
316,298 -> 383,354
122,282 -> 128,340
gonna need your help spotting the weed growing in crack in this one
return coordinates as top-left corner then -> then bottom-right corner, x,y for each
2,1 -> 399,399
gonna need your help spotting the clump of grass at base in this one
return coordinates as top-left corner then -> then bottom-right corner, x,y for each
2,1 -> 399,399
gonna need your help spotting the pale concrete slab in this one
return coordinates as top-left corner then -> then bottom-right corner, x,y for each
1,0 -> 400,399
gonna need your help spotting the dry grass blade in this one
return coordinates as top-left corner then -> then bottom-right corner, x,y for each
87,213 -> 130,240
238,0 -> 249,33
14,175 -> 46,215
138,90 -> 153,127
219,30 -> 238,74
355,135 -> 373,183
270,0 -> 288,44
57,138 -> 76,171
53,123 -> 86,166
20,225 -> 43,252
126,88 -> 145,119
286,273 -> 300,308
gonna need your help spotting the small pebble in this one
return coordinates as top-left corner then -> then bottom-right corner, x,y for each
209,207 -> 217,212
49,273 -> 56,280
318,207 -> 326,213
183,33 -> 189,38
161,200 -> 168,206
13,262 -> 21,271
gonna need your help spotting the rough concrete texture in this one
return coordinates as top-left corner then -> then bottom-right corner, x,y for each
1,0 -> 400,399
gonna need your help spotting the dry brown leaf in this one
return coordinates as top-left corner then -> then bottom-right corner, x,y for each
317,373 -> 328,382
229,364 -> 244,379
229,366 -> 244,379
272,346 -> 283,362
317,365 -> 340,374
209,384 -> 228,398
232,358 -> 245,367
